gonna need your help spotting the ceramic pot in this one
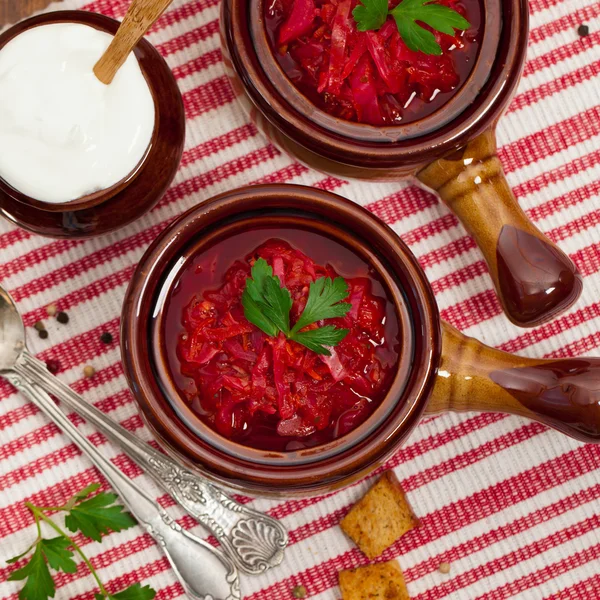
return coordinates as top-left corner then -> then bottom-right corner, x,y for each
122,185 -> 600,497
0,11 -> 185,239
220,0 -> 582,328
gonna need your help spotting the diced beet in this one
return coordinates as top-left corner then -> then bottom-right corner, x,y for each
340,34 -> 367,81
273,256 -> 286,285
176,239 -> 397,450
366,31 -> 403,94
266,0 -> 479,124
223,339 -> 257,362
278,0 -> 316,45
320,347 -> 349,381
349,55 -> 384,125
326,0 -> 352,95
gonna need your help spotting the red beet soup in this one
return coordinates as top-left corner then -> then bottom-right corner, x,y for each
264,0 -> 482,125
157,228 -> 401,452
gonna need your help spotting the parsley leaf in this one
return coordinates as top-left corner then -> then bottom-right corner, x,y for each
242,259 -> 351,355
292,326 -> 350,355
8,544 -> 55,600
95,583 -> 157,600
243,258 -> 293,336
64,492 -> 137,542
291,277 -> 351,334
38,538 -> 77,574
353,0 -> 470,55
352,0 -> 388,31
8,485 -> 156,600
261,274 -> 293,335
72,482 -> 102,501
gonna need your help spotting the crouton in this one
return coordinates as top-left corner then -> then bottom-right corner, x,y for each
339,561 -> 410,600
340,471 -> 419,559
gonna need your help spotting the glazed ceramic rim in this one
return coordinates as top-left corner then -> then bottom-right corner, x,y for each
0,11 -> 159,212
121,185 -> 442,493
250,0 -> 497,142
152,214 -> 415,465
222,0 -> 528,169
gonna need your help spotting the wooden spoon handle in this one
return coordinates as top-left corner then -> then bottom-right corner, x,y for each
427,322 -> 600,444
417,129 -> 582,328
94,0 -> 174,84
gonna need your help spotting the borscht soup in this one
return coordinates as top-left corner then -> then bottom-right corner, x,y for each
264,0 -> 482,125
156,226 -> 404,452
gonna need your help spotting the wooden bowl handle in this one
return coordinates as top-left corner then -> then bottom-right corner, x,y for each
417,130 -> 582,328
427,322 -> 600,443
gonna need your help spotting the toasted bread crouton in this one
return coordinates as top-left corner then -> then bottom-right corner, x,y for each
339,561 -> 410,600
340,471 -> 419,559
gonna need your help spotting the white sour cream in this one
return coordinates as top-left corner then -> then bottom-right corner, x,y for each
0,23 -> 155,204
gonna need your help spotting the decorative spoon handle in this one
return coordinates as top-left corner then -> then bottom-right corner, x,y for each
14,350 -> 287,575
1,368 -> 240,600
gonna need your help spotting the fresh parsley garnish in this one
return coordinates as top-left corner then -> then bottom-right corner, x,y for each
242,258 -> 351,355
353,0 -> 471,55
353,0 -> 389,31
7,485 -> 155,600
64,491 -> 137,542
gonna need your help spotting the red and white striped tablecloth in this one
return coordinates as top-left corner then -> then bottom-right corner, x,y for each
1,0 -> 600,598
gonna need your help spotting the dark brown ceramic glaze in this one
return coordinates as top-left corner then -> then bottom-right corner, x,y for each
428,323 -> 600,443
221,0 -> 583,327
122,185 -> 600,498
0,11 -> 185,238
122,185 -> 441,496
418,131 -> 582,326
496,227 -> 581,326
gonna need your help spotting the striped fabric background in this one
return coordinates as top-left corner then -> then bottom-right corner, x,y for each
1,0 -> 600,598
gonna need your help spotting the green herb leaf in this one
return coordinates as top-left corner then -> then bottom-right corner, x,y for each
241,290 -> 279,338
7,543 -> 37,565
72,483 -> 102,501
354,0 -> 470,55
8,544 -> 55,600
261,275 -> 293,335
64,492 -> 137,542
352,0 -> 388,31
242,260 -> 351,354
38,538 -> 77,574
292,326 -> 350,355
244,258 -> 272,302
292,277 -> 351,334
9,485 -> 156,600
243,259 -> 292,337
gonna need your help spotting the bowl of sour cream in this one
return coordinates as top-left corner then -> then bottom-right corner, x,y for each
0,10 -> 185,238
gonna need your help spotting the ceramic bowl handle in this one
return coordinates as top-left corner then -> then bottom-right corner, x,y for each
417,130 -> 582,328
427,322 -> 600,443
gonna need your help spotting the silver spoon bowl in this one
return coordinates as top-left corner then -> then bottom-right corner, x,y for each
0,285 -> 286,598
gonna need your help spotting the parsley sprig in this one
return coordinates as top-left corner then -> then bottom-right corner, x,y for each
242,258 -> 351,355
353,0 -> 471,55
7,484 -> 156,600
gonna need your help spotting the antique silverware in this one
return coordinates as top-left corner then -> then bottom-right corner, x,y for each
0,285 -> 285,596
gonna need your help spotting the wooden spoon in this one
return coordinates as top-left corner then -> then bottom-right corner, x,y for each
94,0 -> 174,84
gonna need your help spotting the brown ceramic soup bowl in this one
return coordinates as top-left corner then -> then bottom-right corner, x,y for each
122,185 -> 600,498
0,11 -> 185,239
220,0 -> 583,328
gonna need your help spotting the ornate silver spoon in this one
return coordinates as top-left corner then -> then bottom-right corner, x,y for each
0,285 -> 285,594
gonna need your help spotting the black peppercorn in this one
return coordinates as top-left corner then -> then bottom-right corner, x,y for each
38,330 -> 49,340
100,332 -> 114,344
578,24 -> 589,36
56,311 -> 69,324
